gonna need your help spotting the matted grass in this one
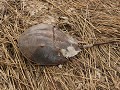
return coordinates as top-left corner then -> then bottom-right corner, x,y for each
0,0 -> 120,90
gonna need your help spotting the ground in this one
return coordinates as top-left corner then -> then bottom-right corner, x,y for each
0,0 -> 120,90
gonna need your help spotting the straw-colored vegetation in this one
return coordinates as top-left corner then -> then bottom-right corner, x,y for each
0,0 -> 120,90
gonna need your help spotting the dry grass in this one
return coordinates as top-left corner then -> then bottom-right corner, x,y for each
0,0 -> 120,90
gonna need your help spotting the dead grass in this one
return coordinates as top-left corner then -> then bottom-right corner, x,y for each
0,0 -> 120,90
